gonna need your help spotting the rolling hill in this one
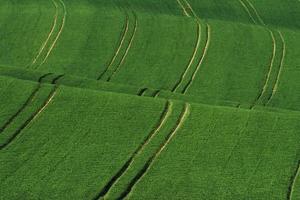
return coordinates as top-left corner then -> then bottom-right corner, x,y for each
0,0 -> 300,199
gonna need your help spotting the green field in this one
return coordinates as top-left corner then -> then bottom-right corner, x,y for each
0,0 -> 300,199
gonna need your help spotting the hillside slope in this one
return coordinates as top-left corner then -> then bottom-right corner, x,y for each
0,0 -> 300,199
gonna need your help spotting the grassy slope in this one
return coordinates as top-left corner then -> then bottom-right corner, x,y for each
186,19 -> 271,107
128,106 -> 300,199
0,0 -> 54,68
0,76 -> 38,128
109,12 -> 198,91
0,0 -> 300,199
0,0 -> 298,110
268,29 -> 300,111
246,0 -> 300,29
0,76 -> 168,199
0,76 -> 299,199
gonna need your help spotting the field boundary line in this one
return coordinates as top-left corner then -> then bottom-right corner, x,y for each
0,84 -> 59,150
182,24 -> 211,94
266,31 -> 286,105
39,0 -> 67,67
107,12 -> 138,81
93,101 -> 173,199
0,73 -> 52,134
97,13 -> 129,80
172,21 -> 201,92
238,0 -> 257,24
31,0 -> 58,66
176,0 -> 190,17
288,160 -> 300,200
250,30 -> 276,109
119,103 -> 190,199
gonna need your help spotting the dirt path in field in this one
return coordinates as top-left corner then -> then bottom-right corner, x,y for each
182,24 -> 211,94
40,0 -> 67,66
93,101 -> 172,199
120,103 -> 190,200
97,14 -> 129,80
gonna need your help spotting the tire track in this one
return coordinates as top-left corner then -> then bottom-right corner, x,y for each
118,103 -> 190,199
288,160 -> 300,200
31,86 -> 58,122
152,90 -> 160,98
184,0 -> 199,18
39,0 -> 67,67
0,75 -> 62,150
93,101 -> 173,199
31,0 -> 59,66
173,0 -> 210,94
97,13 -> 129,80
238,0 -> 287,108
266,31 -> 286,105
137,88 -> 148,96
250,30 -> 276,109
245,0 -> 265,25
0,73 -> 52,134
182,24 -> 211,94
176,0 -> 190,17
238,0 -> 257,24
171,21 -> 201,92
107,12 -> 138,82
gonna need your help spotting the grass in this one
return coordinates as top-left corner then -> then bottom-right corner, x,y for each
0,0 -> 300,199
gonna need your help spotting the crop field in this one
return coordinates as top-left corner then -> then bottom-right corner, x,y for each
0,0 -> 300,199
